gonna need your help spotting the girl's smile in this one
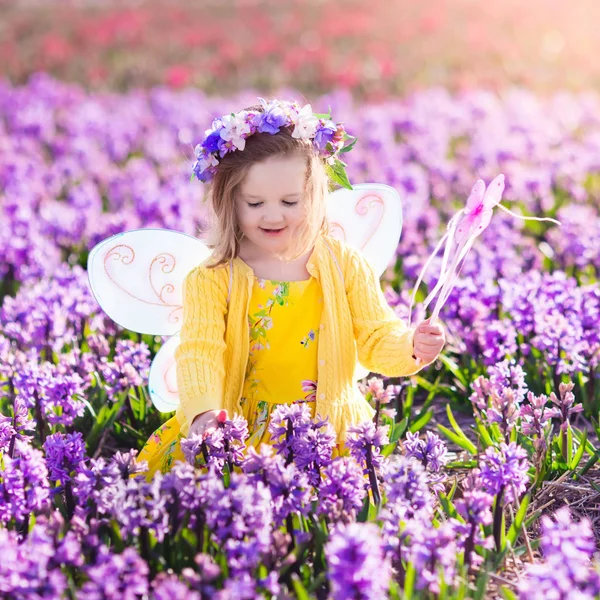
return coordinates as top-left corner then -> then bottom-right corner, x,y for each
260,226 -> 287,236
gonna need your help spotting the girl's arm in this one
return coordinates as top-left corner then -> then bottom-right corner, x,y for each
174,266 -> 228,437
345,247 -> 435,377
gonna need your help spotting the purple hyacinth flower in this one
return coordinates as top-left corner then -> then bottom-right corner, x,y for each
403,431 -> 448,473
407,521 -> 462,593
317,456 -> 367,523
0,439 -> 51,525
519,507 -> 600,599
326,522 -> 391,600
80,546 -> 149,599
43,431 -> 87,489
479,442 -> 530,504
242,445 -> 312,527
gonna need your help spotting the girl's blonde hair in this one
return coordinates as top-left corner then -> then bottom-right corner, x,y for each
202,104 -> 329,268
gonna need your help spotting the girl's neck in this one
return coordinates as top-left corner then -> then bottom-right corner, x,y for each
238,242 -> 315,282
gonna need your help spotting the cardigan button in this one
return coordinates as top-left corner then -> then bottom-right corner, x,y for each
319,359 -> 325,366
319,393 -> 326,400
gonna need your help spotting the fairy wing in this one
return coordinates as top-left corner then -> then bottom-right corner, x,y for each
148,334 -> 181,413
87,228 -> 211,336
326,183 -> 403,277
326,183 -> 404,382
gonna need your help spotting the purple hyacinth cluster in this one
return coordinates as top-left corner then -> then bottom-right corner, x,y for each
326,522 -> 391,600
479,442 -> 530,503
317,456 -> 367,523
519,507 -> 600,599
403,431 -> 448,473
346,420 -> 390,472
192,97 -> 351,183
1,75 -> 600,597
181,414 -> 248,473
470,359 -> 529,436
268,403 -> 336,486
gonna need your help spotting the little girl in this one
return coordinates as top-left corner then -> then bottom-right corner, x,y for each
137,98 -> 445,477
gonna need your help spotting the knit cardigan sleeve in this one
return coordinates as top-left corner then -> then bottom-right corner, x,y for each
174,265 -> 228,437
344,246 -> 434,377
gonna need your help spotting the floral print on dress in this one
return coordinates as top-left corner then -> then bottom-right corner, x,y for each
241,277 -> 322,447
300,379 -> 317,403
300,328 -> 317,349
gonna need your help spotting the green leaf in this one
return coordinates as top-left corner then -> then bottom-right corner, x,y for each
437,354 -> 468,388
438,491 -> 458,519
381,442 -> 397,457
499,587 -> 518,600
357,495 -> 371,523
437,425 -> 478,455
389,418 -> 408,443
567,424 -> 573,466
402,563 -> 415,600
446,404 -> 472,442
577,451 -> 600,478
475,417 -> 495,448
473,569 -> 490,600
413,375 -> 435,392
447,476 -> 458,501
291,575 -> 311,600
507,493 -> 530,546
409,409 -> 433,433
339,136 -> 358,153
570,430 -> 587,470
326,159 -> 353,190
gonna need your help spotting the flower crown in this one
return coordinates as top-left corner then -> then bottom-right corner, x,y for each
191,98 -> 357,190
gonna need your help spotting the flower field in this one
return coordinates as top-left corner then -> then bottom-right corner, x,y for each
5,0 -> 600,97
1,71 -> 599,597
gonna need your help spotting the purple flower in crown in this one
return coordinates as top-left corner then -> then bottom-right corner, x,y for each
201,129 -> 223,154
313,120 -> 337,152
257,98 -> 288,134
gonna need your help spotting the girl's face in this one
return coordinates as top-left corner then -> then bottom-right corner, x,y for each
236,153 -> 310,257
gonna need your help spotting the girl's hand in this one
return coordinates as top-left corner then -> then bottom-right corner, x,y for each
412,318 -> 446,364
188,409 -> 228,439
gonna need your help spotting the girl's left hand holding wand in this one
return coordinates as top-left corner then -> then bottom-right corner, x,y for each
412,317 -> 446,363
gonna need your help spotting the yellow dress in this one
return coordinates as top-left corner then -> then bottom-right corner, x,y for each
137,275 -> 324,478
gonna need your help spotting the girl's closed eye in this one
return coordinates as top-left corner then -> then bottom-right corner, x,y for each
247,200 -> 299,208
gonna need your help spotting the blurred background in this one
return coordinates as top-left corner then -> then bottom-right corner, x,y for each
2,0 -> 600,97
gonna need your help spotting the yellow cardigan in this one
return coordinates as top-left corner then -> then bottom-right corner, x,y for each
174,234 -> 432,440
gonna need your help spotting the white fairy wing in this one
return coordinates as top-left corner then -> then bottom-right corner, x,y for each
326,183 -> 403,277
326,183 -> 404,382
87,228 -> 211,336
148,335 -> 181,413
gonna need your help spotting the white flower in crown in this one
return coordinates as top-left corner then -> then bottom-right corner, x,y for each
290,104 -> 319,139
220,112 -> 252,151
